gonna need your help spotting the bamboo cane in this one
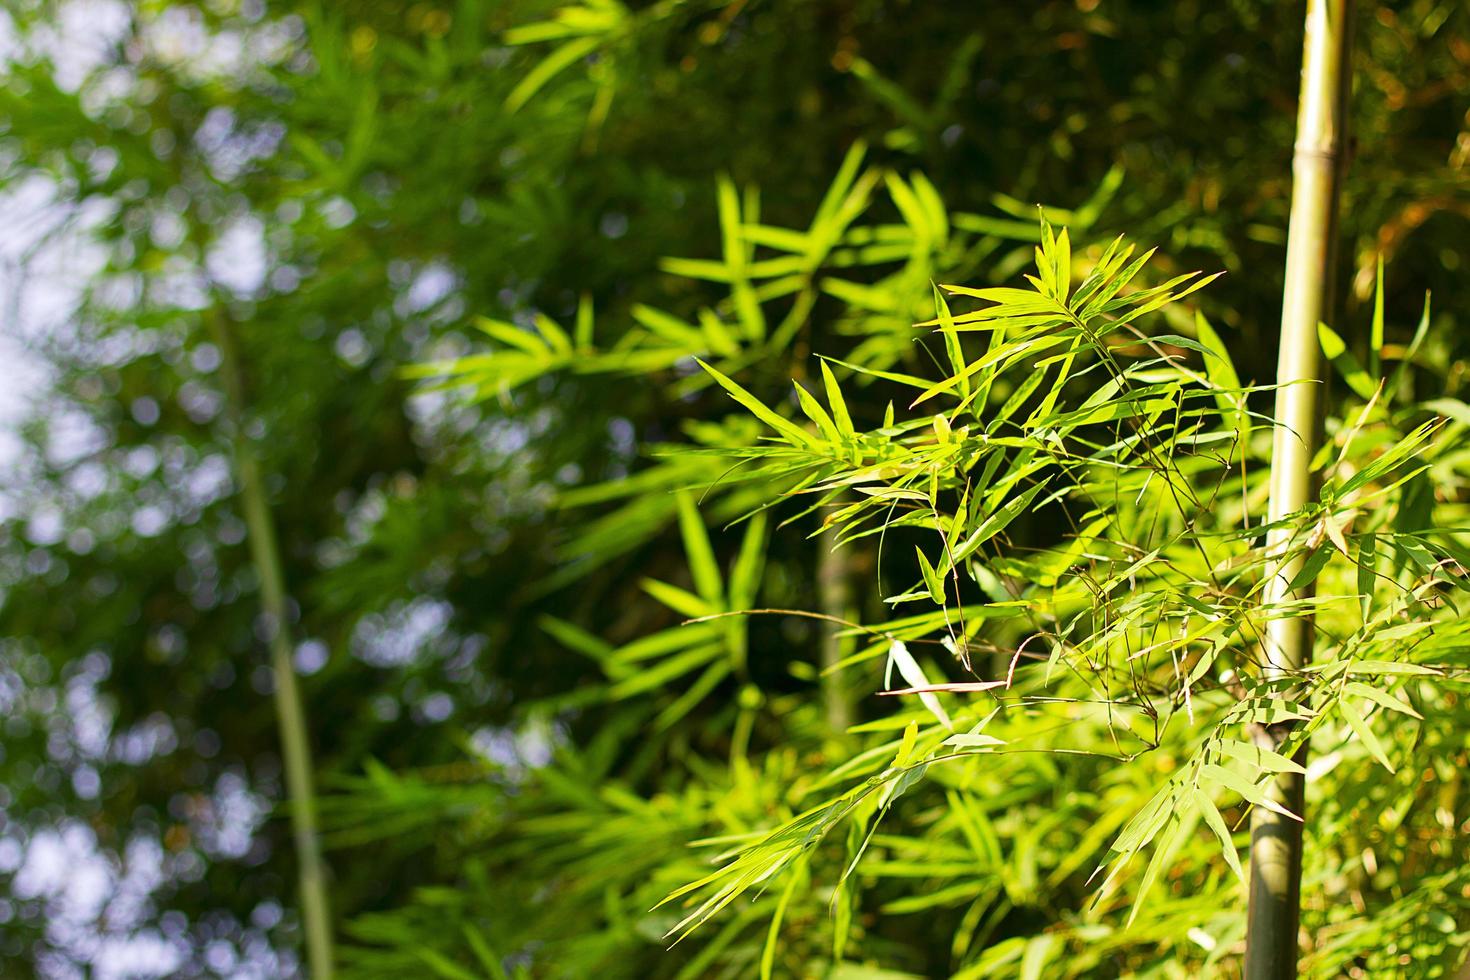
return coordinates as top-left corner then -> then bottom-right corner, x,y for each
1244,1 -> 1354,975
817,525 -> 853,733
208,306 -> 336,979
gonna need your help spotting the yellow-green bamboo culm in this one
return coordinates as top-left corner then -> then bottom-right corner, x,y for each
817,525 -> 853,733
208,306 -> 336,979
1245,0 -> 1354,976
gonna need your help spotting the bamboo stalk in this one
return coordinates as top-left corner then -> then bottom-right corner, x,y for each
817,525 -> 853,733
208,306 -> 335,979
1245,1 -> 1354,975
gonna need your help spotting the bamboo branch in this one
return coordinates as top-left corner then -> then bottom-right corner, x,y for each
1245,1 -> 1354,976
208,305 -> 335,979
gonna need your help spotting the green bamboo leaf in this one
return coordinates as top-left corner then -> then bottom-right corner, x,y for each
641,577 -> 716,619
1070,236 -> 1130,310
911,334 -> 1067,408
943,732 -> 1005,750
1054,227 -> 1071,303
1019,935 -> 1057,980
474,316 -> 550,355
941,481 -> 1048,573
1286,546 -> 1333,592
794,381 -> 841,445
1079,246 -> 1157,318
1336,419 -> 1437,496
1192,788 -> 1245,887
416,948 -> 483,980
1343,681 -> 1421,720
893,718 -> 919,766
1338,697 -> 1396,772
613,624 -> 719,664
1357,531 -> 1377,621
744,223 -> 810,253
952,212 -> 1045,240
462,925 -> 511,980
1037,221 -> 1057,297
813,141 -> 868,229
818,354 -> 933,392
653,660 -> 731,732
675,491 -> 724,603
1385,292 -> 1431,403
885,171 -> 933,243
697,309 -> 741,357
717,176 -> 744,271
658,257 -> 733,282
697,359 -> 816,447
505,36 -> 600,111
1215,739 -> 1306,775
539,614 -> 615,665
575,292 -> 594,348
909,171 -> 949,243
1125,809 -> 1192,927
1107,784 -> 1176,858
820,360 -> 855,438
1223,696 -> 1317,728
760,859 -> 805,980
632,304 -> 706,348
934,288 -> 971,401
533,313 -> 572,354
608,642 -> 722,698
915,546 -> 945,604
822,276 -> 901,313
728,511 -> 768,610
1344,660 -> 1440,677
993,368 -> 1047,426
1199,764 -> 1301,821
1317,321 -> 1375,399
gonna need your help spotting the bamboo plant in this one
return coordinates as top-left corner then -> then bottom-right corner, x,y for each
405,151 -> 1461,976
1245,0 -> 1356,975
651,219 -> 1454,970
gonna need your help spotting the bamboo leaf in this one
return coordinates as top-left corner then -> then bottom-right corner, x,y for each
505,36 -> 601,111
1215,739 -> 1306,775
1338,697 -> 1396,772
641,577 -> 716,619
675,491 -> 724,603
1385,292 -> 1431,402
1317,322 -> 1375,399
1199,765 -> 1301,822
575,292 -> 595,348
795,381 -> 841,445
915,546 -> 945,604
729,511 -> 769,610
886,641 -> 952,730
697,359 -> 816,447
1343,681 -> 1421,720
816,361 -> 856,439
941,481 -> 1049,573
1192,788 -> 1245,887
760,858 -> 805,980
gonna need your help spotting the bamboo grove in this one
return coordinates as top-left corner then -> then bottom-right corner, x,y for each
1,2 -> 1467,977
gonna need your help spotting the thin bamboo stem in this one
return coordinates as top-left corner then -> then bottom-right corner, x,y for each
208,306 -> 335,979
817,525 -> 853,733
1245,1 -> 1354,975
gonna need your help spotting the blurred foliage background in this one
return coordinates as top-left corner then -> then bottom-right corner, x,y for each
0,0 -> 1465,976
